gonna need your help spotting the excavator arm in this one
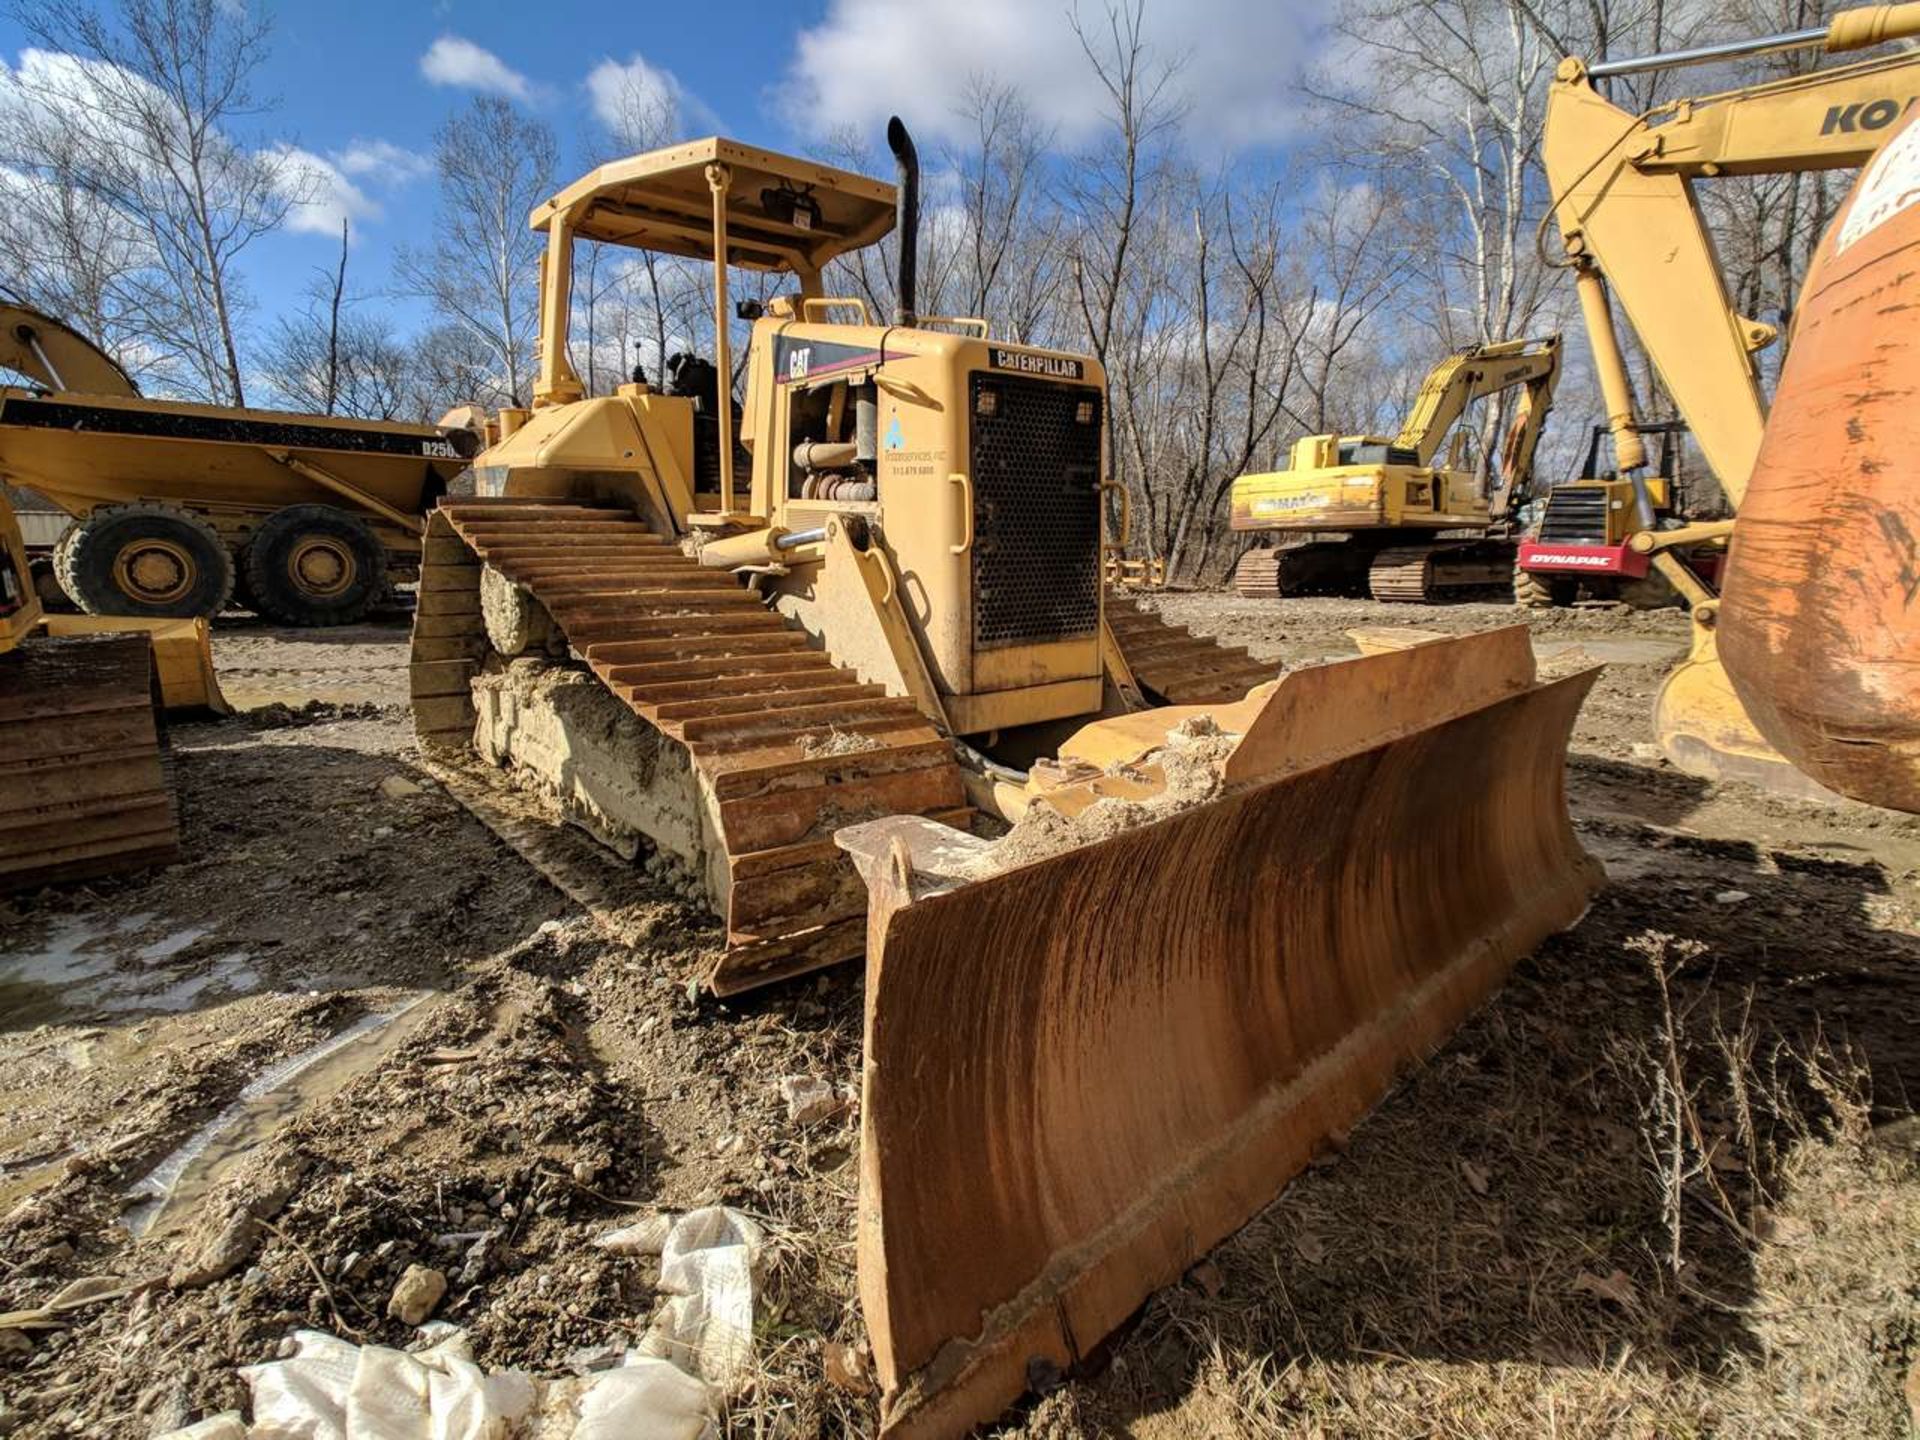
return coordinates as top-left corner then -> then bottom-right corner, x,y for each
1391,335 -> 1562,470
1544,17 -> 1920,504
1544,4 -> 1920,808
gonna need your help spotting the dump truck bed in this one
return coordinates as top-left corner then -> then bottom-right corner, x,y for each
0,388 -> 476,555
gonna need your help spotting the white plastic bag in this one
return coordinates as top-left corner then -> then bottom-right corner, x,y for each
637,1206 -> 765,1390
572,1357 -> 716,1440
243,1330 -> 359,1440
239,1326 -> 530,1440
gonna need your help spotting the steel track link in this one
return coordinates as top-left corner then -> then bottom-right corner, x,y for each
408,499 -> 970,995
1104,596 -> 1278,704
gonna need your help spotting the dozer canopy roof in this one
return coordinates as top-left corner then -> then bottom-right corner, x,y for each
529,137 -> 896,275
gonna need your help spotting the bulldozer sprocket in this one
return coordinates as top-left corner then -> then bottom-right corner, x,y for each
838,628 -> 1601,1436
0,631 -> 179,890
408,499 -> 971,994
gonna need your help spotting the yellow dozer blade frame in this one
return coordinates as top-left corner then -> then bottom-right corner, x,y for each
40,614 -> 227,714
838,628 -> 1602,1436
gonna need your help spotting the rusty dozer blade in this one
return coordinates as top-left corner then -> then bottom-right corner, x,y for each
837,627 -> 1602,1438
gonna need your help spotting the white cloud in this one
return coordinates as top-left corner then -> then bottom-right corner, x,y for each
585,52 -> 718,146
334,138 -> 432,185
778,0 -> 1318,151
420,35 -> 531,101
270,145 -> 379,236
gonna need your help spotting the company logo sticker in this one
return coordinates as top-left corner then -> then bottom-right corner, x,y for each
1837,118 -> 1920,254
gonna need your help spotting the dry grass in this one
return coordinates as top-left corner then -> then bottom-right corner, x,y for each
1012,924 -> 1920,1439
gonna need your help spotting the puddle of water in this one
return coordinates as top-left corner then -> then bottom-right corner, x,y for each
0,917 -> 121,1027
122,995 -> 431,1237
101,952 -> 260,1015
0,917 -> 259,1025
135,927 -> 210,963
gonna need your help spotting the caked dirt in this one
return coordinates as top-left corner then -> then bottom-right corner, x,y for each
1,595 -> 1917,1437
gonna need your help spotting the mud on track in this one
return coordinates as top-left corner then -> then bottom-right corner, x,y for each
1,598 -> 1916,1437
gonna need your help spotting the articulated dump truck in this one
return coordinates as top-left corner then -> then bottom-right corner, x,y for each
408,122 -> 1603,1434
0,302 -> 481,625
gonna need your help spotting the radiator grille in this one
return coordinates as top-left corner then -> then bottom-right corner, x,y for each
967,375 -> 1103,649
1539,486 -> 1611,544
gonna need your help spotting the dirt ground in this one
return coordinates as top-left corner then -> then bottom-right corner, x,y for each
2,596 -> 1917,1437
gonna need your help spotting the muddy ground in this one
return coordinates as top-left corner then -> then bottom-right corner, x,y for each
2,596 -> 1917,1437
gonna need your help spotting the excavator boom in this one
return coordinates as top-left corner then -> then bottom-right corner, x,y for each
1544,4 -> 1920,806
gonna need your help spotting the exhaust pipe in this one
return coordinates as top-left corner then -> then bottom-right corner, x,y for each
886,116 -> 918,327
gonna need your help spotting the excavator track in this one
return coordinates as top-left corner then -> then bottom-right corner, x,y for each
1105,596 -> 1277,704
1,631 -> 178,891
1367,540 -> 1516,603
408,498 -> 971,996
1232,541 -> 1366,599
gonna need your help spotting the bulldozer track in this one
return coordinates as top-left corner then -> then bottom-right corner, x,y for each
408,498 -> 971,996
1105,597 -> 1278,704
423,753 -> 692,952
0,631 -> 178,891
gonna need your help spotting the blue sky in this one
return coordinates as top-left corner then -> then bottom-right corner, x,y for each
0,0 -> 1318,334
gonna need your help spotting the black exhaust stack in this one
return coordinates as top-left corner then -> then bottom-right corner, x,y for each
886,116 -> 918,327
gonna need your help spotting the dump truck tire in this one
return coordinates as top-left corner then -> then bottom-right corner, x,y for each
56,502 -> 234,619
243,504 -> 385,626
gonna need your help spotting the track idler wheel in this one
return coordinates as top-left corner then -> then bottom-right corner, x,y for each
480,563 -> 558,656
242,504 -> 385,626
55,502 -> 234,619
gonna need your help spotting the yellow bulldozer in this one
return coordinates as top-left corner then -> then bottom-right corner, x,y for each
1229,334 -> 1560,601
0,488 -> 223,891
408,121 -> 1602,1435
0,302 -> 482,625
1542,1 -> 1920,803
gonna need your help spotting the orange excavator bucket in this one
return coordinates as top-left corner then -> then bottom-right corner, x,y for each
838,627 -> 1602,1436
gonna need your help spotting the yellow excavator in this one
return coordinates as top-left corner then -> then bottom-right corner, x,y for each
0,488 -> 223,891
1230,334 -> 1560,601
409,122 -> 1602,1435
1543,1 -> 1920,803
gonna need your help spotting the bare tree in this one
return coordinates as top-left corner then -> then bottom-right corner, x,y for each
7,0 -> 304,403
407,322 -> 497,422
1060,1 -> 1187,372
259,221 -> 413,420
396,98 -> 555,407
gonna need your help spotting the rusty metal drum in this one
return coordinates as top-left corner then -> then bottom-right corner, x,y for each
1717,111 -> 1920,812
